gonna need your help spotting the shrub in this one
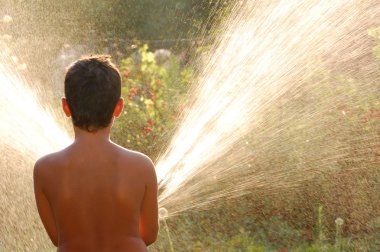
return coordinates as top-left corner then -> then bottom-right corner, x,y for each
112,45 -> 192,159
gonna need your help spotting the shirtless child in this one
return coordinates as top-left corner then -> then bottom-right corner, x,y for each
33,55 -> 158,252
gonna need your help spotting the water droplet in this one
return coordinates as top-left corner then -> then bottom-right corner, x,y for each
11,56 -> 18,64
335,217 -> 344,226
159,207 -> 169,219
2,15 -> 13,23
16,63 -> 27,71
2,34 -> 12,41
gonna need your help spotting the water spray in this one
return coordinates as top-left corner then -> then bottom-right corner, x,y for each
156,0 -> 380,215
159,207 -> 174,252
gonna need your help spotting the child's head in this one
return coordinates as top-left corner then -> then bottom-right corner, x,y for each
64,55 -> 122,132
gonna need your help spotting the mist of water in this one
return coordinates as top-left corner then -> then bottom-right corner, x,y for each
155,0 -> 380,216
0,44 -> 71,250
0,51 -> 71,160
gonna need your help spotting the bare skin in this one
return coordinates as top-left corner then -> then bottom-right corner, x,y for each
34,99 -> 159,252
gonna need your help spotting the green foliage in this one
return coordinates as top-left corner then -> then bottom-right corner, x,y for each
112,45 -> 191,158
253,216 -> 301,249
316,206 -> 327,245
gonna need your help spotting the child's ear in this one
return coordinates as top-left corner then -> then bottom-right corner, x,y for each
61,98 -> 71,117
113,98 -> 124,117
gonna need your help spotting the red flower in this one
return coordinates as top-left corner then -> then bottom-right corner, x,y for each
123,70 -> 131,78
142,126 -> 152,134
128,87 -> 139,100
147,119 -> 155,126
148,89 -> 157,101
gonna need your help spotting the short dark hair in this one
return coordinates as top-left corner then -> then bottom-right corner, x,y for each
64,55 -> 121,132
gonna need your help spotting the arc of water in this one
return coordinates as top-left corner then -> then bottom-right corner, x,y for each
156,0 -> 380,215
0,53 -> 71,160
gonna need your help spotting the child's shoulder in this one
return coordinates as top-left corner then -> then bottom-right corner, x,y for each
35,147 -> 68,165
112,143 -> 151,161
113,144 -> 156,173
33,149 -> 67,180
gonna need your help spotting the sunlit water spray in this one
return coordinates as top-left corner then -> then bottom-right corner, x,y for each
0,52 -> 71,160
156,0 -> 380,216
0,47 -> 71,249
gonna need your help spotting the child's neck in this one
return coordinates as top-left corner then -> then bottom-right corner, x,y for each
73,126 -> 111,145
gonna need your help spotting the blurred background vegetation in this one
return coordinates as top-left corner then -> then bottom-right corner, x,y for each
0,0 -> 379,251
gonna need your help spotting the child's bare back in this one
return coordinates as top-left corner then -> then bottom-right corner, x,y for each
33,55 -> 158,251
34,136 -> 158,251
